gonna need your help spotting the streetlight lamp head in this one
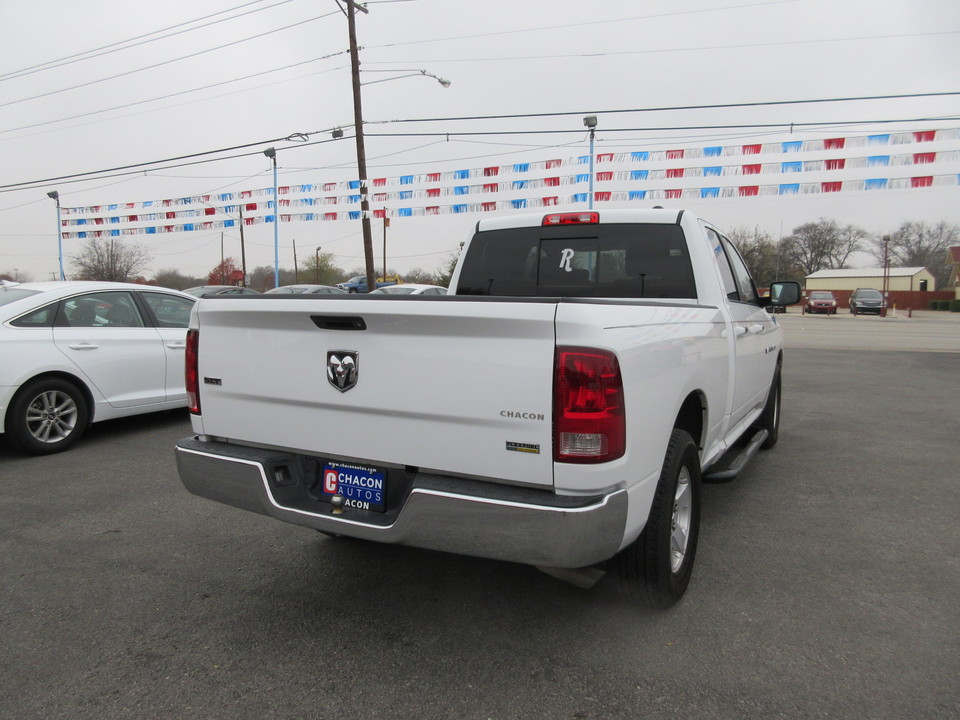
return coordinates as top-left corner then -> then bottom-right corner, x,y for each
332,127 -> 344,139
438,78 -> 451,88
583,115 -> 598,129
47,190 -> 59,200
263,147 -> 276,159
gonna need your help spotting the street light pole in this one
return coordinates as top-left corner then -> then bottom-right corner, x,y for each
583,116 -> 597,210
315,246 -> 322,283
264,147 -> 280,288
47,191 -> 65,280
345,0 -> 376,294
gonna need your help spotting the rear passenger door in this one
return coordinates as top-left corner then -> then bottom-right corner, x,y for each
137,292 -> 196,401
706,228 -> 775,426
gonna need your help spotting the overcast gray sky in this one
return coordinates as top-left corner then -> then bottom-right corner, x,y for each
2,0 -> 959,283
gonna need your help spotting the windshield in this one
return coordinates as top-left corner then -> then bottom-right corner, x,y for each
0,288 -> 41,307
857,290 -> 882,299
810,292 -> 834,299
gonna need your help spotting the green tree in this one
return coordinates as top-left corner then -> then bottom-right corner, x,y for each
300,251 -> 345,286
71,237 -> 152,282
433,248 -> 462,288
403,267 -> 436,284
151,268 -> 202,290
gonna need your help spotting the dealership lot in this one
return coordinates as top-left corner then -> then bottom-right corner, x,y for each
1,313 -> 958,719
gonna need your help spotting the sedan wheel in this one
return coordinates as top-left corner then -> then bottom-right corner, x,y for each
6,379 -> 89,455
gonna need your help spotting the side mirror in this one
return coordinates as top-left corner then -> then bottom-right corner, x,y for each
765,281 -> 801,306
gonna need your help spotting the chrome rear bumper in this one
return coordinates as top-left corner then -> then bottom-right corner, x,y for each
175,436 -> 627,568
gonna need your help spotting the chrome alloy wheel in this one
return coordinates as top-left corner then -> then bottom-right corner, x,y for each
670,466 -> 693,573
25,390 -> 79,444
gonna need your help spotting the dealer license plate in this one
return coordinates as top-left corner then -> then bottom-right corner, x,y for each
321,462 -> 386,513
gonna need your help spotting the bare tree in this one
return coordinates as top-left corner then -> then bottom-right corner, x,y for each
873,221 -> 959,289
781,219 -> 866,276
829,224 -> 869,269
727,225 -> 783,287
70,237 -> 152,282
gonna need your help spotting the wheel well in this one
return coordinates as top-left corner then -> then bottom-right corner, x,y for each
673,392 -> 705,450
5,372 -> 95,430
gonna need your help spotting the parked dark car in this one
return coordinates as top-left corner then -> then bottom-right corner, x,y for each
849,288 -> 884,315
805,290 -> 838,315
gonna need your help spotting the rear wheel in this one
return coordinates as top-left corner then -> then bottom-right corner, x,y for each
613,429 -> 701,608
5,378 -> 89,455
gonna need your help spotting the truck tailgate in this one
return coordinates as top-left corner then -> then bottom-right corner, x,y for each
193,297 -> 558,487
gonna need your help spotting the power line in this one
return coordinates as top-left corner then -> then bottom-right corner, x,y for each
0,0 -> 296,82
0,55 -> 350,137
365,91 -> 960,126
366,0 -> 802,50
0,11 -> 341,110
3,92 -> 958,193
363,29 -> 960,66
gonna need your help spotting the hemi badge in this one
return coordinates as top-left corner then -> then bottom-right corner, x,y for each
506,441 -> 540,454
204,377 -> 222,385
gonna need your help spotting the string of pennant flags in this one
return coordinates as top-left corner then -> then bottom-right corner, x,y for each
59,127 -> 960,240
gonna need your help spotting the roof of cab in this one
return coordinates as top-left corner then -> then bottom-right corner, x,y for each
475,208 -> 685,233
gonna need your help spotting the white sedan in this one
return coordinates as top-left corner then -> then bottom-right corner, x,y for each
368,284 -> 447,296
0,281 -> 196,454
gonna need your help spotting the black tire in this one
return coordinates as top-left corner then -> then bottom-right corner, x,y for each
5,378 -> 89,455
756,365 -> 781,450
613,429 -> 701,609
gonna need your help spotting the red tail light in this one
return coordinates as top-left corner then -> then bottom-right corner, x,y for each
186,329 -> 200,414
554,347 -> 625,463
543,212 -> 599,226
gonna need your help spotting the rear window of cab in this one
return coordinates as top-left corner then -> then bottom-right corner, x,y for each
456,223 -> 697,299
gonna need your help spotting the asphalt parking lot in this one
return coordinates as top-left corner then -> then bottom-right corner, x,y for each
2,311 -> 958,719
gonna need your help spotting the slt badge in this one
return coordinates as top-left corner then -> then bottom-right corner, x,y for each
327,351 -> 359,392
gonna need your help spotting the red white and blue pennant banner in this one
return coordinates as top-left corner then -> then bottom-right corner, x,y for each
60,128 -> 960,239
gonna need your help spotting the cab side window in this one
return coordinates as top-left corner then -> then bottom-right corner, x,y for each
721,236 -> 758,303
706,228 -> 739,300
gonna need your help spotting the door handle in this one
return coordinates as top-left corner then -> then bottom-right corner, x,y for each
68,343 -> 98,350
733,326 -> 747,337
748,324 -> 765,334
166,342 -> 186,349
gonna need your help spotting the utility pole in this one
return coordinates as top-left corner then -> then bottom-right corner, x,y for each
881,235 -> 890,317
345,0 -> 376,292
293,238 -> 298,283
383,216 -> 389,280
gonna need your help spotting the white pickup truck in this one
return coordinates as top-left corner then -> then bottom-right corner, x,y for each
175,209 -> 799,607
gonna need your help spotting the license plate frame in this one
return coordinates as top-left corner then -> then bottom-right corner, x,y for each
321,461 -> 387,513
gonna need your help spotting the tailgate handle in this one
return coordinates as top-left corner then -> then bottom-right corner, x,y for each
311,315 -> 367,331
